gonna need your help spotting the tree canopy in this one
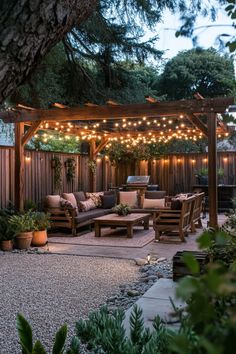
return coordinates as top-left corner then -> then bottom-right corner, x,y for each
156,48 -> 235,100
1,0 -> 234,104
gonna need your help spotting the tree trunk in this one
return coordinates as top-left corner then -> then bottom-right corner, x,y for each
0,0 -> 96,103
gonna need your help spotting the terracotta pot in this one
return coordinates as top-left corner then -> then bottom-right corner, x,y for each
32,230 -> 47,247
0,240 -> 13,251
14,232 -> 33,250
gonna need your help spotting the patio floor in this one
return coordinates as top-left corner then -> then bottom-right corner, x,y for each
47,214 -> 226,261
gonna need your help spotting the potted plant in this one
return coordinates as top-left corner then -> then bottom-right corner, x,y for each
0,215 -> 15,251
9,211 -> 35,249
31,212 -> 50,246
112,203 -> 131,216
218,167 -> 224,185
195,168 -> 208,185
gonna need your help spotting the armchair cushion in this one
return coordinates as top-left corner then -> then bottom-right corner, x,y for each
145,191 -> 166,199
171,198 -> 182,210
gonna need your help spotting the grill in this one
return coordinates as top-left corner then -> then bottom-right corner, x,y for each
126,176 -> 150,186
122,176 -> 150,190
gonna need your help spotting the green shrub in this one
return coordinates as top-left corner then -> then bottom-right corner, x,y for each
16,313 -> 80,353
75,305 -> 173,354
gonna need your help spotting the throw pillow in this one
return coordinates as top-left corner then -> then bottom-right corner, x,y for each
62,193 -> 79,215
101,194 -> 116,209
143,198 -> 165,209
79,198 -> 97,212
60,198 -> 74,210
73,191 -> 86,205
86,192 -> 104,207
62,193 -> 78,209
45,195 -> 61,211
119,191 -> 138,208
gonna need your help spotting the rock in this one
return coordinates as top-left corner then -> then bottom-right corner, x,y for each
156,272 -> 164,278
127,289 -> 140,297
147,275 -> 158,281
157,257 -> 167,263
134,258 -> 147,266
140,277 -> 149,283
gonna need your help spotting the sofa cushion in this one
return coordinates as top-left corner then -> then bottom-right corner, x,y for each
79,198 -> 96,212
62,193 -> 77,208
145,191 -> 166,199
86,192 -> 104,207
143,198 -> 165,209
45,195 -> 61,211
73,191 -> 86,205
75,208 -> 111,224
119,191 -> 138,208
101,194 -> 116,209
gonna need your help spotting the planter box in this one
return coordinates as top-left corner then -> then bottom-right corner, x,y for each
173,250 -> 209,281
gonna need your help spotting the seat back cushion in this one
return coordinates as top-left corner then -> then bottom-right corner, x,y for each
73,191 -> 86,205
119,191 -> 138,208
86,192 -> 104,207
101,194 -> 116,209
62,193 -> 79,215
143,198 -> 165,209
62,193 -> 77,208
145,191 -> 166,199
79,198 -> 96,212
45,195 -> 61,211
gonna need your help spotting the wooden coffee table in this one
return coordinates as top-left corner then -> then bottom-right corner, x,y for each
93,213 -> 150,238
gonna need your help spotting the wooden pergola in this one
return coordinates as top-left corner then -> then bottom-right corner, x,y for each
0,96 -> 234,228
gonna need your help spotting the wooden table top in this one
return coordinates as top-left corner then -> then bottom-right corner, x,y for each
93,213 -> 150,222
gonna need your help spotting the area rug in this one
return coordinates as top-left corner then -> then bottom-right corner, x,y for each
48,227 -> 155,248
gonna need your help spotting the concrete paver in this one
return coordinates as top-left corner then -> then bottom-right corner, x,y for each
123,279 -> 184,333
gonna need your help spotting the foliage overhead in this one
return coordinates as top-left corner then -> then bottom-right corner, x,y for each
156,48 -> 235,100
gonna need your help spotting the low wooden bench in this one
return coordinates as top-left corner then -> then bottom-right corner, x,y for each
173,250 -> 209,281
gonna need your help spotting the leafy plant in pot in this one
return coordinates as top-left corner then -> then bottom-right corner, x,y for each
112,203 -> 131,216
31,212 -> 50,247
9,212 -> 35,250
0,215 -> 15,251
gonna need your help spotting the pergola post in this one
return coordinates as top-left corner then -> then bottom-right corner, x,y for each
207,113 -> 218,228
15,122 -> 25,211
89,139 -> 96,192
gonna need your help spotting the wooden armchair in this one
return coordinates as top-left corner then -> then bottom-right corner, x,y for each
153,196 -> 196,242
191,192 -> 205,232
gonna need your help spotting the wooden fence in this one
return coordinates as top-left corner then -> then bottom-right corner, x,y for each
1,146 -> 236,208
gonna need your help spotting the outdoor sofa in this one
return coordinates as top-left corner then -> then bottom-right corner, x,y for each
45,189 -> 167,235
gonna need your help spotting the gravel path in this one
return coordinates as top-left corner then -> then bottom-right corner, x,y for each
0,253 -> 138,353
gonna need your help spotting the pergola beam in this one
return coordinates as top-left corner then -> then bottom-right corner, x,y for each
22,120 -> 42,146
186,113 -> 208,136
208,113 -> 218,228
94,138 -> 109,155
15,122 -> 25,211
1,97 -> 233,123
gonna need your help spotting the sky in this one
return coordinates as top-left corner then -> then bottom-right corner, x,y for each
148,7 -> 235,62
